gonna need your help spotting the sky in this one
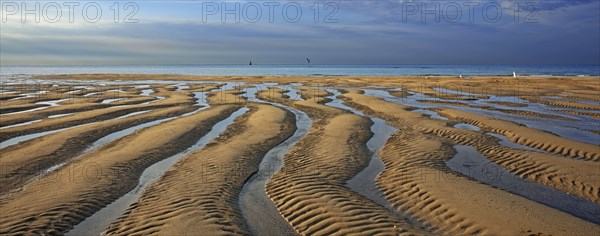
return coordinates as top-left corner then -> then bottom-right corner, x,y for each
0,0 -> 599,65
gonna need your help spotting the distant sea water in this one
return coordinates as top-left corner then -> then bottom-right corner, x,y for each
0,64 -> 598,77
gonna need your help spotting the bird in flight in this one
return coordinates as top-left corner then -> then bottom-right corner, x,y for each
306,58 -> 310,64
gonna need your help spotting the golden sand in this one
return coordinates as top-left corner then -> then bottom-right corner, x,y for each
0,75 -> 598,235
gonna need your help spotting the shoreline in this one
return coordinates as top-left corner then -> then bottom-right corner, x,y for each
1,64 -> 598,78
0,74 -> 594,88
25,74 -> 600,79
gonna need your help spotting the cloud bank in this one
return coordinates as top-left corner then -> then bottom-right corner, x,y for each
1,0 -> 598,65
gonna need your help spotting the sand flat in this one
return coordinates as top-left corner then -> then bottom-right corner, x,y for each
341,91 -> 599,235
435,108 -> 599,160
0,75 -> 598,235
105,104 -> 296,235
0,92 -> 194,142
0,105 -> 241,234
0,105 -> 194,195
257,89 -> 429,235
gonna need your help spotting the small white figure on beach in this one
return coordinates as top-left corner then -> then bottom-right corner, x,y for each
513,72 -> 517,77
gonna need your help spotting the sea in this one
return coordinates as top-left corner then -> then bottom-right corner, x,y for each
0,64 -> 598,77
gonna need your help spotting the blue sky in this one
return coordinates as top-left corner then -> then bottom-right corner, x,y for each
1,0 -> 599,65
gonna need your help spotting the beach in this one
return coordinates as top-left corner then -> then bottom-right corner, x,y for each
0,75 -> 598,235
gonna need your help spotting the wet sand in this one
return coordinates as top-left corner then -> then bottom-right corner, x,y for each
0,75 -> 598,235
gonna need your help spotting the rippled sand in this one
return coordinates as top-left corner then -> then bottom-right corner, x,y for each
1,75 -> 598,235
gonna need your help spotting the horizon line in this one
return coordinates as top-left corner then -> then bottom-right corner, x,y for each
2,63 -> 599,67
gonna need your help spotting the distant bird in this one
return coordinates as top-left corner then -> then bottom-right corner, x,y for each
306,58 -> 310,64
459,75 -> 463,78
513,71 -> 517,77
249,61 -> 252,66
